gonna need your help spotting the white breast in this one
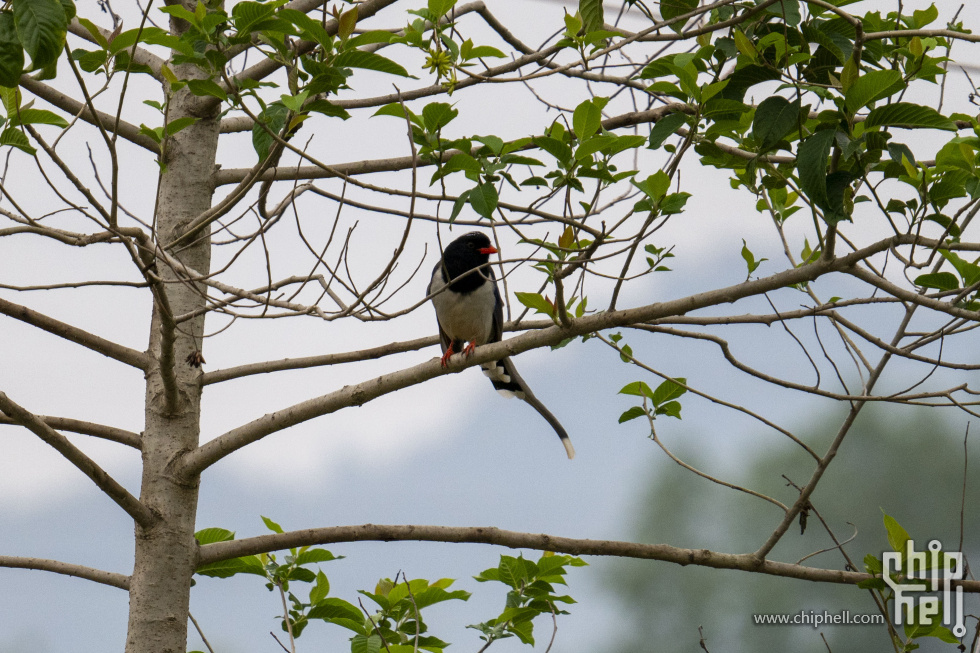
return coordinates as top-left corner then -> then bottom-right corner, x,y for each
430,269 -> 496,345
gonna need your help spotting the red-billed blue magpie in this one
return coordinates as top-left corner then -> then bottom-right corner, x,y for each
428,231 -> 575,459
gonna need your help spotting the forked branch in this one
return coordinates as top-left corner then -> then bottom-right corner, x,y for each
0,392 -> 156,528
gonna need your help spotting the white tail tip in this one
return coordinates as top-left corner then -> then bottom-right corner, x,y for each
562,438 -> 576,460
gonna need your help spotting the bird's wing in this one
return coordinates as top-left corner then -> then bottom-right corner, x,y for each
428,261 -> 454,354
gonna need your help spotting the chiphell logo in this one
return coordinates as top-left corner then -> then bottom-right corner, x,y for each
882,539 -> 966,637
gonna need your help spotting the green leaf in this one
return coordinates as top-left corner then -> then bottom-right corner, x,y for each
280,89 -> 310,113
7,107 -> 66,128
469,181 -> 498,219
752,96 -> 800,151
650,377 -> 686,406
938,249 -> 980,286
428,0 -> 458,18
618,406 -> 647,423
533,135 -> 572,165
230,1 -> 274,34
765,0 -> 800,25
839,56 -> 858,92
262,515 -> 284,534
857,577 -> 887,590
0,126 -> 35,154
346,30 -> 394,48
252,102 -> 289,160
338,6 -> 357,40
733,28 -> 756,59
865,102 -> 957,131
308,597 -> 365,631
449,190 -> 469,223
509,617 -> 534,645
305,100 -> 351,120
647,112 -> 687,149
476,134 -> 504,155
138,123 -> 162,144
864,554 -> 882,575
575,133 -> 618,160
195,555 -> 265,578
75,17 -> 107,49
186,78 -> 227,102
294,548 -> 340,565
107,28 -> 153,56
882,512 -> 910,554
796,129 -> 835,213
421,102 -> 457,132
350,634 -> 383,653
515,291 -> 554,318
309,570 -> 330,604
410,585 -> 471,609
464,44 -> 505,59
654,400 -> 682,419
500,154 -> 543,167
925,213 -> 961,238
372,102 -> 421,125
741,239 -> 767,275
660,0 -> 698,33
14,0 -> 68,69
915,272 -> 960,290
194,527 -> 235,545
619,381 -> 655,400
141,28 -> 194,56
563,11 -> 582,37
844,69 -> 903,114
432,152 -> 481,182
660,192 -> 691,214
335,49 -> 410,77
912,4 -> 938,28
572,97 -> 606,141
0,12 -> 25,87
579,0 -> 603,33
164,116 -> 198,138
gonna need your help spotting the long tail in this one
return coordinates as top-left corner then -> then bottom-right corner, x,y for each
483,357 -> 576,459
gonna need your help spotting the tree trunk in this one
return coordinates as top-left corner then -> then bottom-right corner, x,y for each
125,17 -> 221,649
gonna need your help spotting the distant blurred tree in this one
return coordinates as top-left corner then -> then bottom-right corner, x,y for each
604,406 -> 979,651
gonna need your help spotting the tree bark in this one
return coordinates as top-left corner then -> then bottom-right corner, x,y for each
124,10 -> 221,650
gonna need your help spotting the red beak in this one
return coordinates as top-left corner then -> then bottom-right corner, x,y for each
479,246 -> 498,255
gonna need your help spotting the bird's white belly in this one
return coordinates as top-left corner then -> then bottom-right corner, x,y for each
431,281 -> 496,344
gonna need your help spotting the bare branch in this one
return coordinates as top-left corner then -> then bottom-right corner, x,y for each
18,77 -> 159,154
194,523 -> 980,592
0,295 -> 149,370
202,335 -> 437,385
180,251 -> 865,476
0,392 -> 156,528
0,555 -> 130,590
0,414 -> 140,448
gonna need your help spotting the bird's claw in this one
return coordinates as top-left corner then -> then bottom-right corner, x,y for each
440,344 -> 454,368
441,341 -> 477,367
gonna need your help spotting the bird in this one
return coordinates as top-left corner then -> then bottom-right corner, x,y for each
428,231 -> 575,459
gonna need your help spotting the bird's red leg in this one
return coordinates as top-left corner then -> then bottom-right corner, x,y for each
462,341 -> 476,357
440,342 -> 455,367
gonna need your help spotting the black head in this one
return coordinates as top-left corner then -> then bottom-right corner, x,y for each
442,232 -> 498,292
